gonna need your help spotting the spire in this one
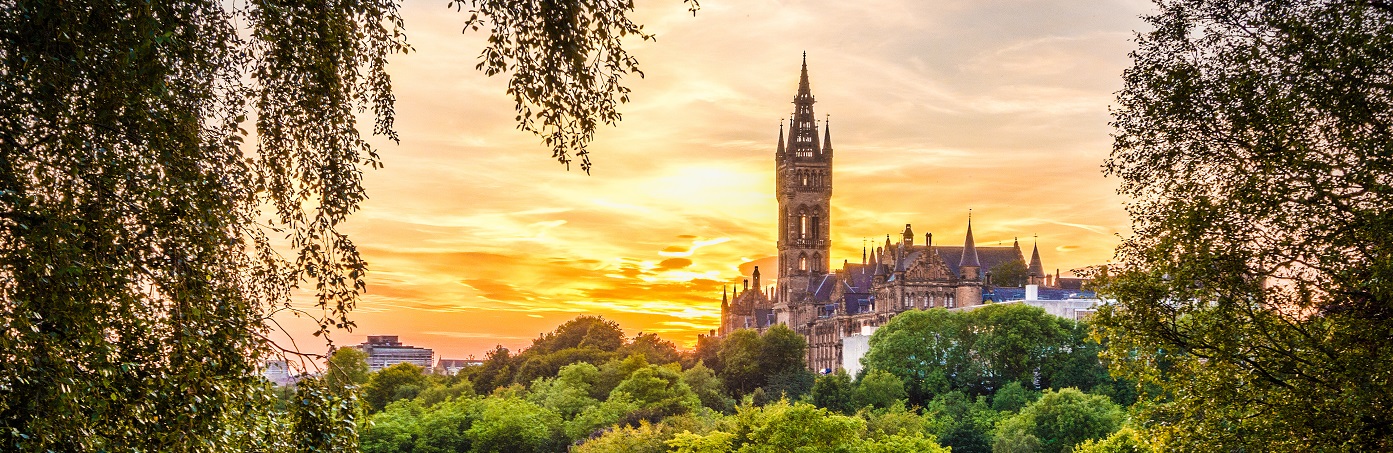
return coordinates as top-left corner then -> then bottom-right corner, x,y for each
776,121 -> 785,155
960,213 -> 980,268
862,240 -> 867,265
797,51 -> 811,98
1028,237 -> 1044,277
722,285 -> 728,308
895,241 -> 907,273
787,114 -> 796,151
823,114 -> 833,152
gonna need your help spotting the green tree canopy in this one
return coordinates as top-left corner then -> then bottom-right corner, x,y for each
1098,0 -> 1393,449
993,388 -> 1122,453
363,363 -> 433,413
853,369 -> 908,411
810,370 -> 855,414
326,347 -> 372,390
989,260 -> 1028,288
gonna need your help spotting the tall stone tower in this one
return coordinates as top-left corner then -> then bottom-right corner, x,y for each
776,53 -> 833,308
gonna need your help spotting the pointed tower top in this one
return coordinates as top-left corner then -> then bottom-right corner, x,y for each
722,285 -> 728,304
777,121 -> 785,155
1028,238 -> 1044,277
823,114 -> 833,151
960,213 -> 981,268
797,52 -> 812,99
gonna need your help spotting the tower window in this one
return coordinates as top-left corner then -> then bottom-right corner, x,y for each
812,216 -> 820,241
800,215 -> 808,239
799,255 -> 808,271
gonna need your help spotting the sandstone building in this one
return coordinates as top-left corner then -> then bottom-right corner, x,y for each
718,55 -> 1083,373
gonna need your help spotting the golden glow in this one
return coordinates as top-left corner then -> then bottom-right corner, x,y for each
272,0 -> 1153,360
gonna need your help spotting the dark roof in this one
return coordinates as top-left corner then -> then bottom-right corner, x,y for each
805,273 -> 837,302
1056,277 -> 1090,290
936,246 -> 1024,277
841,263 -> 875,293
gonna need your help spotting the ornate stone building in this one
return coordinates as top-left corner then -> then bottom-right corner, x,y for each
718,55 -> 1063,373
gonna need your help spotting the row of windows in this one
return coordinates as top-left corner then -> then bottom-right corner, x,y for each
901,292 -> 957,309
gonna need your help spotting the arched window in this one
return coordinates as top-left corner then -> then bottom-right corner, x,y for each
800,214 -> 808,239
812,253 -> 822,272
799,254 -> 808,272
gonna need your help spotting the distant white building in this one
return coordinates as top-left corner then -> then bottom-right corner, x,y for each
354,335 -> 433,371
436,358 -> 485,375
262,360 -> 298,386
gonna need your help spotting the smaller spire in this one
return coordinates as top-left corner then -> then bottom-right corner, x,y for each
862,239 -> 867,265
722,285 -> 728,307
823,114 -> 832,152
1028,237 -> 1044,277
776,120 -> 785,155
960,212 -> 980,268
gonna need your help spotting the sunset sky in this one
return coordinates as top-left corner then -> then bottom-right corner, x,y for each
278,0 -> 1154,361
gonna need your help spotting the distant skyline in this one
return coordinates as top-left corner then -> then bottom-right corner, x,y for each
273,0 -> 1154,360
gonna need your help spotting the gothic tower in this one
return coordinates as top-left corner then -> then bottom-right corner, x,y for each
776,52 -> 833,307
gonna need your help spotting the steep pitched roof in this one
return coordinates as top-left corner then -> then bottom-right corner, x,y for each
1028,242 -> 1044,276
936,246 -> 1024,277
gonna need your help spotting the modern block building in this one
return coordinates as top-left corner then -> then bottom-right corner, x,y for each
355,335 -> 433,371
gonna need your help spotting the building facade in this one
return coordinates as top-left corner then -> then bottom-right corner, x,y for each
355,335 -> 434,371
718,56 -> 1083,373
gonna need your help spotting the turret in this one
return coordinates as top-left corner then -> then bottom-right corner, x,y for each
753,266 -> 762,293
959,216 -> 981,278
956,214 -> 983,308
1028,238 -> 1045,286
902,224 -> 914,247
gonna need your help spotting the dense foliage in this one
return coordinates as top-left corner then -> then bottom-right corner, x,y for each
860,304 -> 1120,404
1098,0 -> 1393,450
344,314 -> 1139,452
0,0 -> 695,449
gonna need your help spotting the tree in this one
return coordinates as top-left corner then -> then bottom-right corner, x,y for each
0,0 -> 697,449
810,370 -> 855,414
717,329 -> 764,396
964,304 -> 1069,393
610,364 -> 700,422
861,309 -> 964,404
758,324 -> 808,377
853,369 -> 907,411
326,347 -> 372,391
927,391 -> 996,453
989,260 -> 1029,288
363,363 -> 432,413
623,332 -> 682,366
1099,0 -> 1393,449
993,388 -> 1122,453
990,381 -> 1037,413
682,362 -> 735,413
